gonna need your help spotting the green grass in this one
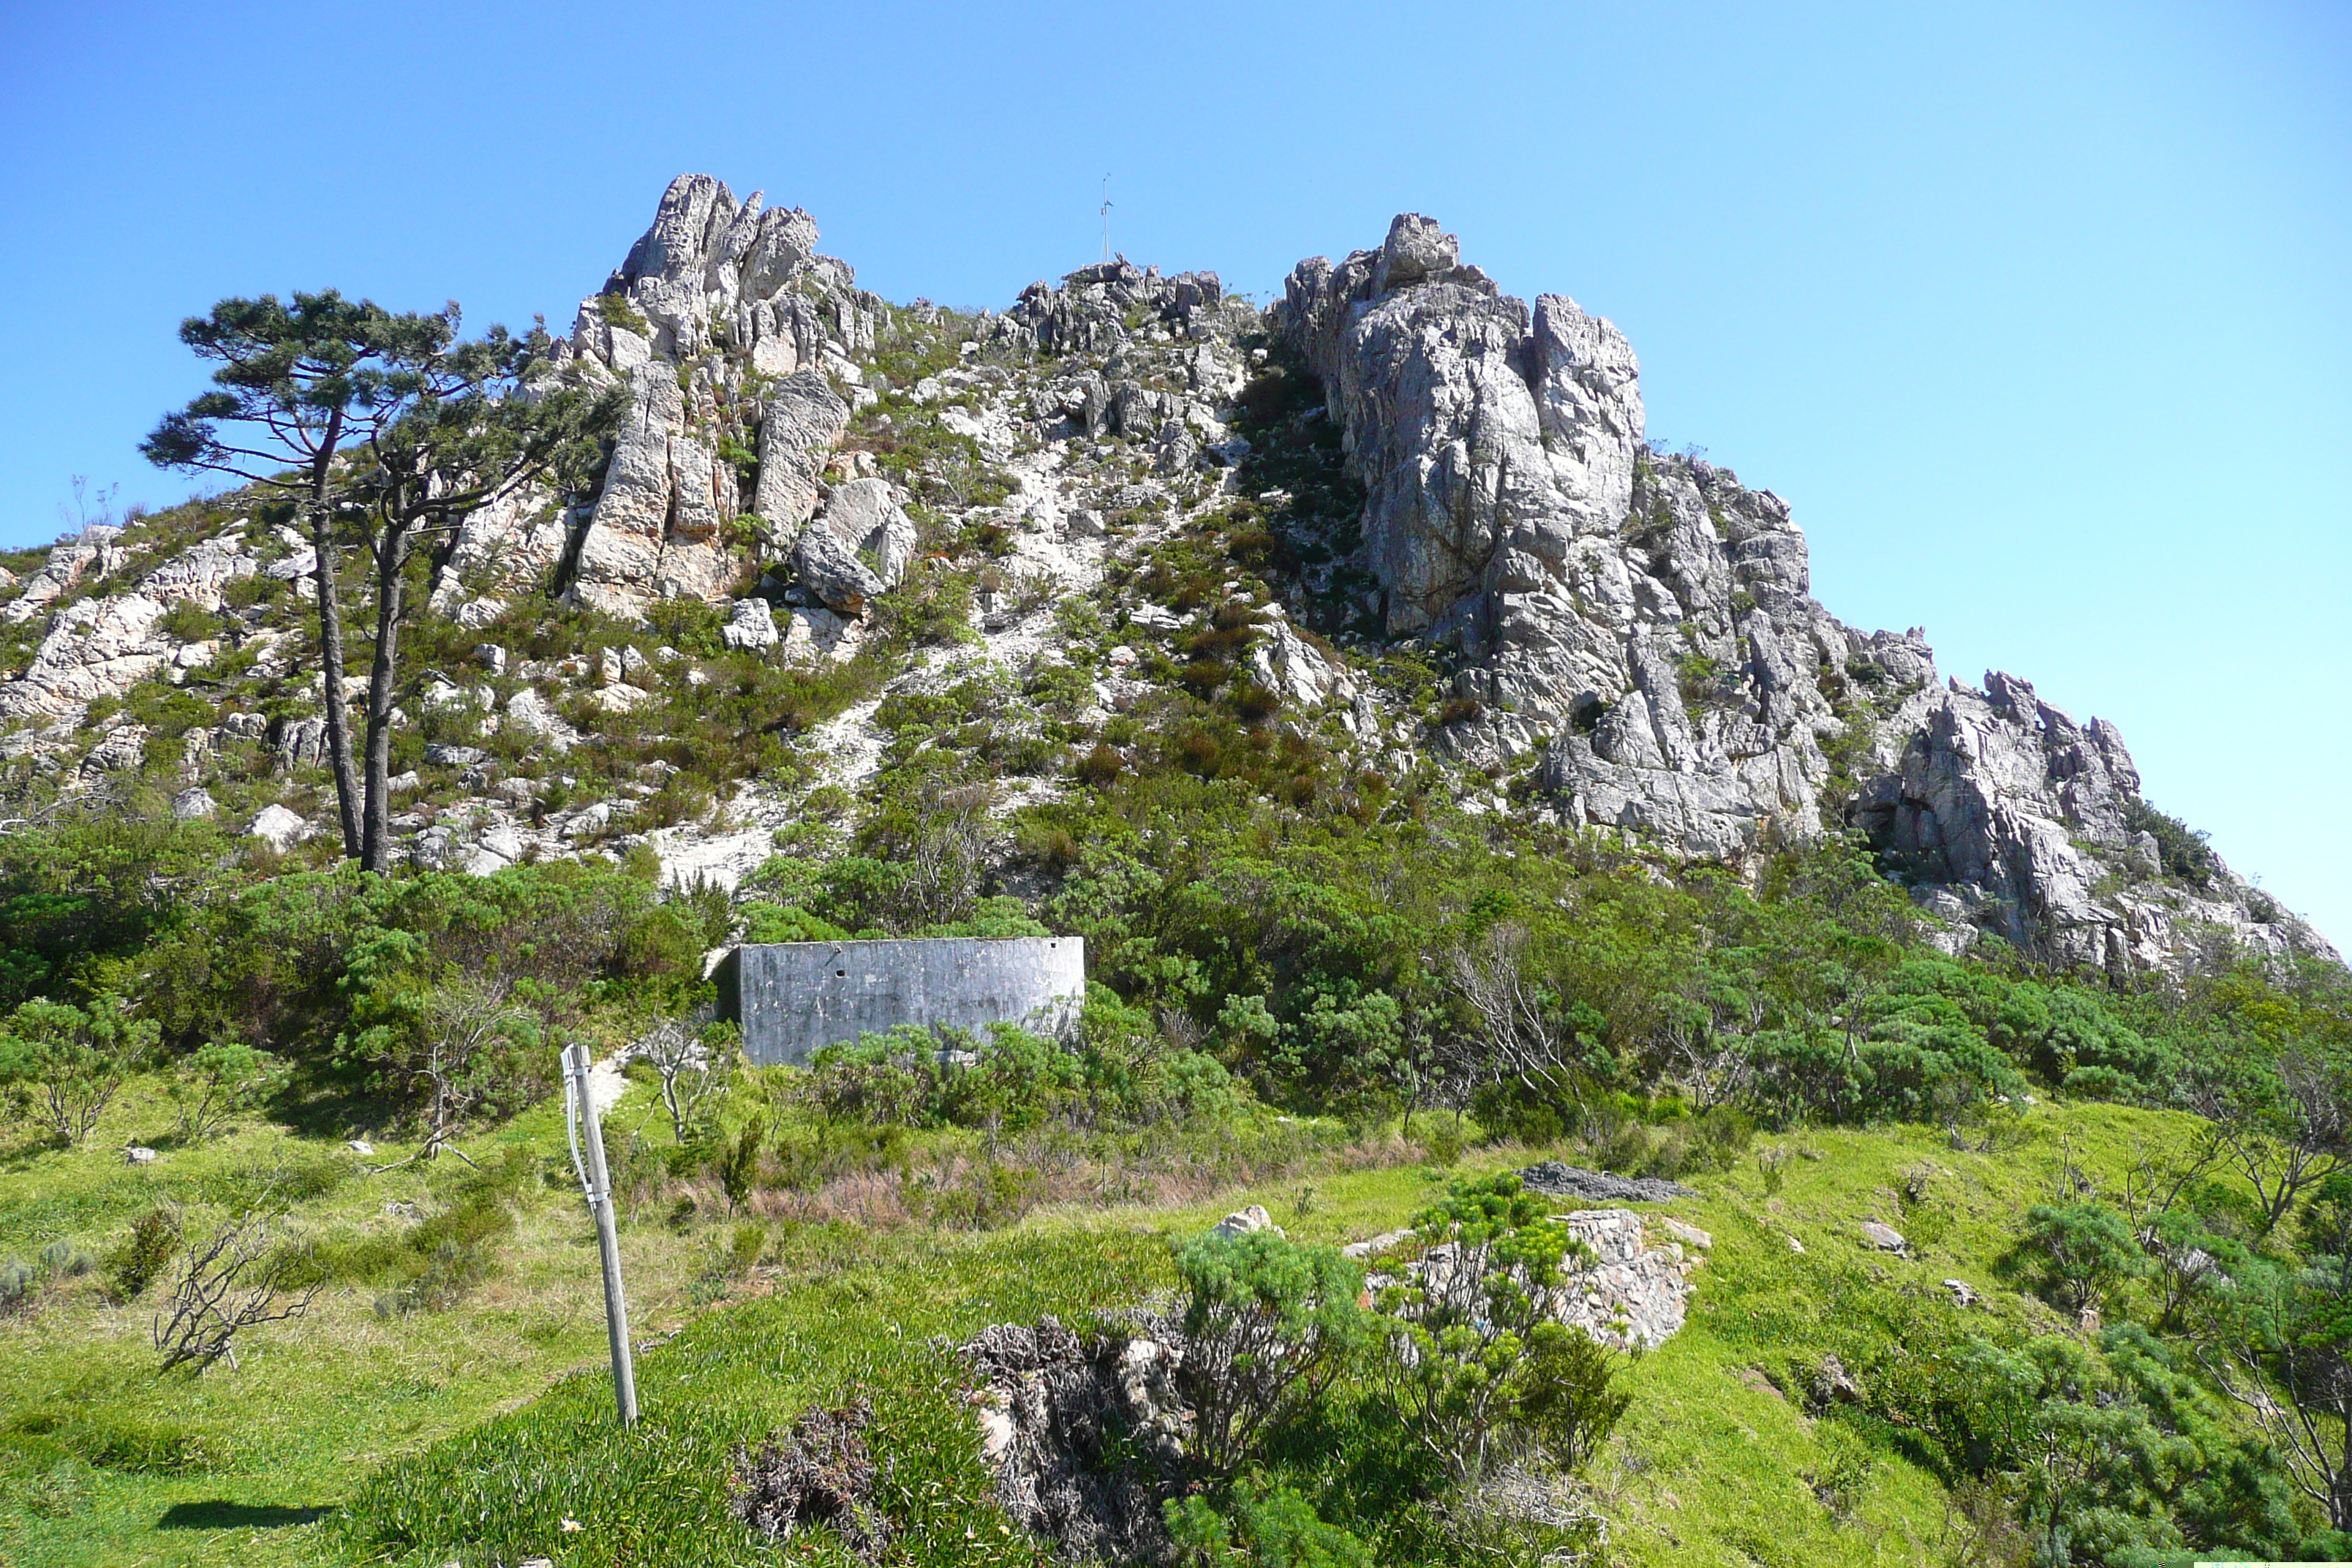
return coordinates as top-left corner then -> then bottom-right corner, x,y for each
0,1071 -> 2220,1567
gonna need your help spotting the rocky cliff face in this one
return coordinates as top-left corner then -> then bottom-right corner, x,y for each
1273,213 -> 2329,971
0,179 -> 2329,976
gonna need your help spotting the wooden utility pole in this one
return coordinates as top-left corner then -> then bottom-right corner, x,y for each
562,1042 -> 638,1427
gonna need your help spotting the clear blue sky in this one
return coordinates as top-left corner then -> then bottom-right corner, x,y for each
2,0 -> 2346,946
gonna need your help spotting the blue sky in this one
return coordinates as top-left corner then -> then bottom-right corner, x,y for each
2,0 -> 2346,944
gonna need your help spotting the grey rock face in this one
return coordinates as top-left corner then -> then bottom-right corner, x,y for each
1273,214 -> 2333,970
794,525 -> 883,615
1275,217 -> 1850,857
1000,257 -> 1227,356
554,175 -> 885,621
816,479 -> 917,590
753,371 -> 851,531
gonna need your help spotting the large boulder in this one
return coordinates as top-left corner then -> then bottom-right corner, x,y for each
569,363 -> 735,619
753,371 -> 851,531
720,598 -> 780,651
816,479 -> 916,589
794,526 -> 883,616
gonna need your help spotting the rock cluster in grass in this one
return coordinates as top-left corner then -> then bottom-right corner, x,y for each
1353,1205 -> 1703,1354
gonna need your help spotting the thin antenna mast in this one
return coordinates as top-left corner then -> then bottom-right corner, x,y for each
1100,174 -> 1112,263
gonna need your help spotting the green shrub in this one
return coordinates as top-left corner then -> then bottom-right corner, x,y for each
0,995 -> 157,1146
2120,794 -> 2221,886
107,1208 -> 180,1303
37,1240 -> 93,1279
0,1258 -> 34,1314
1374,1173 -> 1627,1483
167,1039 -> 287,1142
2019,1202 -> 2147,1314
1169,1480 -> 1374,1568
1170,1228 -> 1367,1477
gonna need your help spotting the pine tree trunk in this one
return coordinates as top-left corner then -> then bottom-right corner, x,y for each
359,524 -> 412,874
306,410 -> 362,859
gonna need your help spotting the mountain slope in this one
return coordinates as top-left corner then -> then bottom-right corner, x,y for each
0,176 -> 2332,979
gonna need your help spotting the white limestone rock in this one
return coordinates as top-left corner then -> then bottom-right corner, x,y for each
1210,1204 -> 1283,1240
248,804 -> 313,851
753,371 -> 851,530
720,597 -> 779,651
1248,620 -> 1354,709
0,594 -> 170,718
1,527 -> 123,625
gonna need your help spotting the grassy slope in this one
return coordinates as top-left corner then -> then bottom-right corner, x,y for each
0,1078 -> 2203,1567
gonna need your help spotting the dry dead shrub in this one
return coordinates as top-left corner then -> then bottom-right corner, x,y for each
729,1394 -> 894,1561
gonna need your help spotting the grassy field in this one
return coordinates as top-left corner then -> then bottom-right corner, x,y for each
0,1068 -> 2207,1567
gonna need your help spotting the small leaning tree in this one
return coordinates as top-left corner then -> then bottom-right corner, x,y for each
145,295 -> 615,870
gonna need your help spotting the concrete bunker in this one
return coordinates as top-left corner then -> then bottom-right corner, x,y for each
716,936 -> 1087,1068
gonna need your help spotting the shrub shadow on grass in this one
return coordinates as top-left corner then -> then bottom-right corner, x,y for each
156,1500 -> 331,1530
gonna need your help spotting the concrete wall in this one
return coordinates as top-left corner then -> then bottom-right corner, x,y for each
716,936 -> 1087,1067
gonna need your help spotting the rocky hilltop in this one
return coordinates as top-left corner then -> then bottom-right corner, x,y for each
0,176 -> 2329,976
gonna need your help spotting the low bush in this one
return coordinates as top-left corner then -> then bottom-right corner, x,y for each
1171,1227 -> 1367,1477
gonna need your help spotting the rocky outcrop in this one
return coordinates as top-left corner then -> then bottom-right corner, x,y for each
1855,669 -> 2333,968
1275,213 -> 2334,968
1275,215 -> 1848,857
551,175 -> 886,620
999,257 -> 1227,356
753,371 -> 851,532
0,531 -> 254,720
426,485 -> 570,619
2,527 -> 127,625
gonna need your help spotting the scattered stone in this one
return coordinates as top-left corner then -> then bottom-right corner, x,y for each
124,1146 -> 158,1165
1812,1354 -> 1864,1406
1659,1217 -> 1713,1250
1859,1220 -> 1909,1254
1210,1204 -> 1282,1240
721,597 -> 780,651
1516,1161 -> 1697,1203
1943,1278 -> 1980,1308
424,743 -> 486,767
168,786 -> 216,821
1341,1229 -> 1411,1260
247,804 -> 312,851
1787,1236 -> 1807,1254
347,1139 -> 374,1156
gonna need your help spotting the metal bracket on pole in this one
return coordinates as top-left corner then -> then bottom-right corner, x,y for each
562,1042 -> 638,1428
